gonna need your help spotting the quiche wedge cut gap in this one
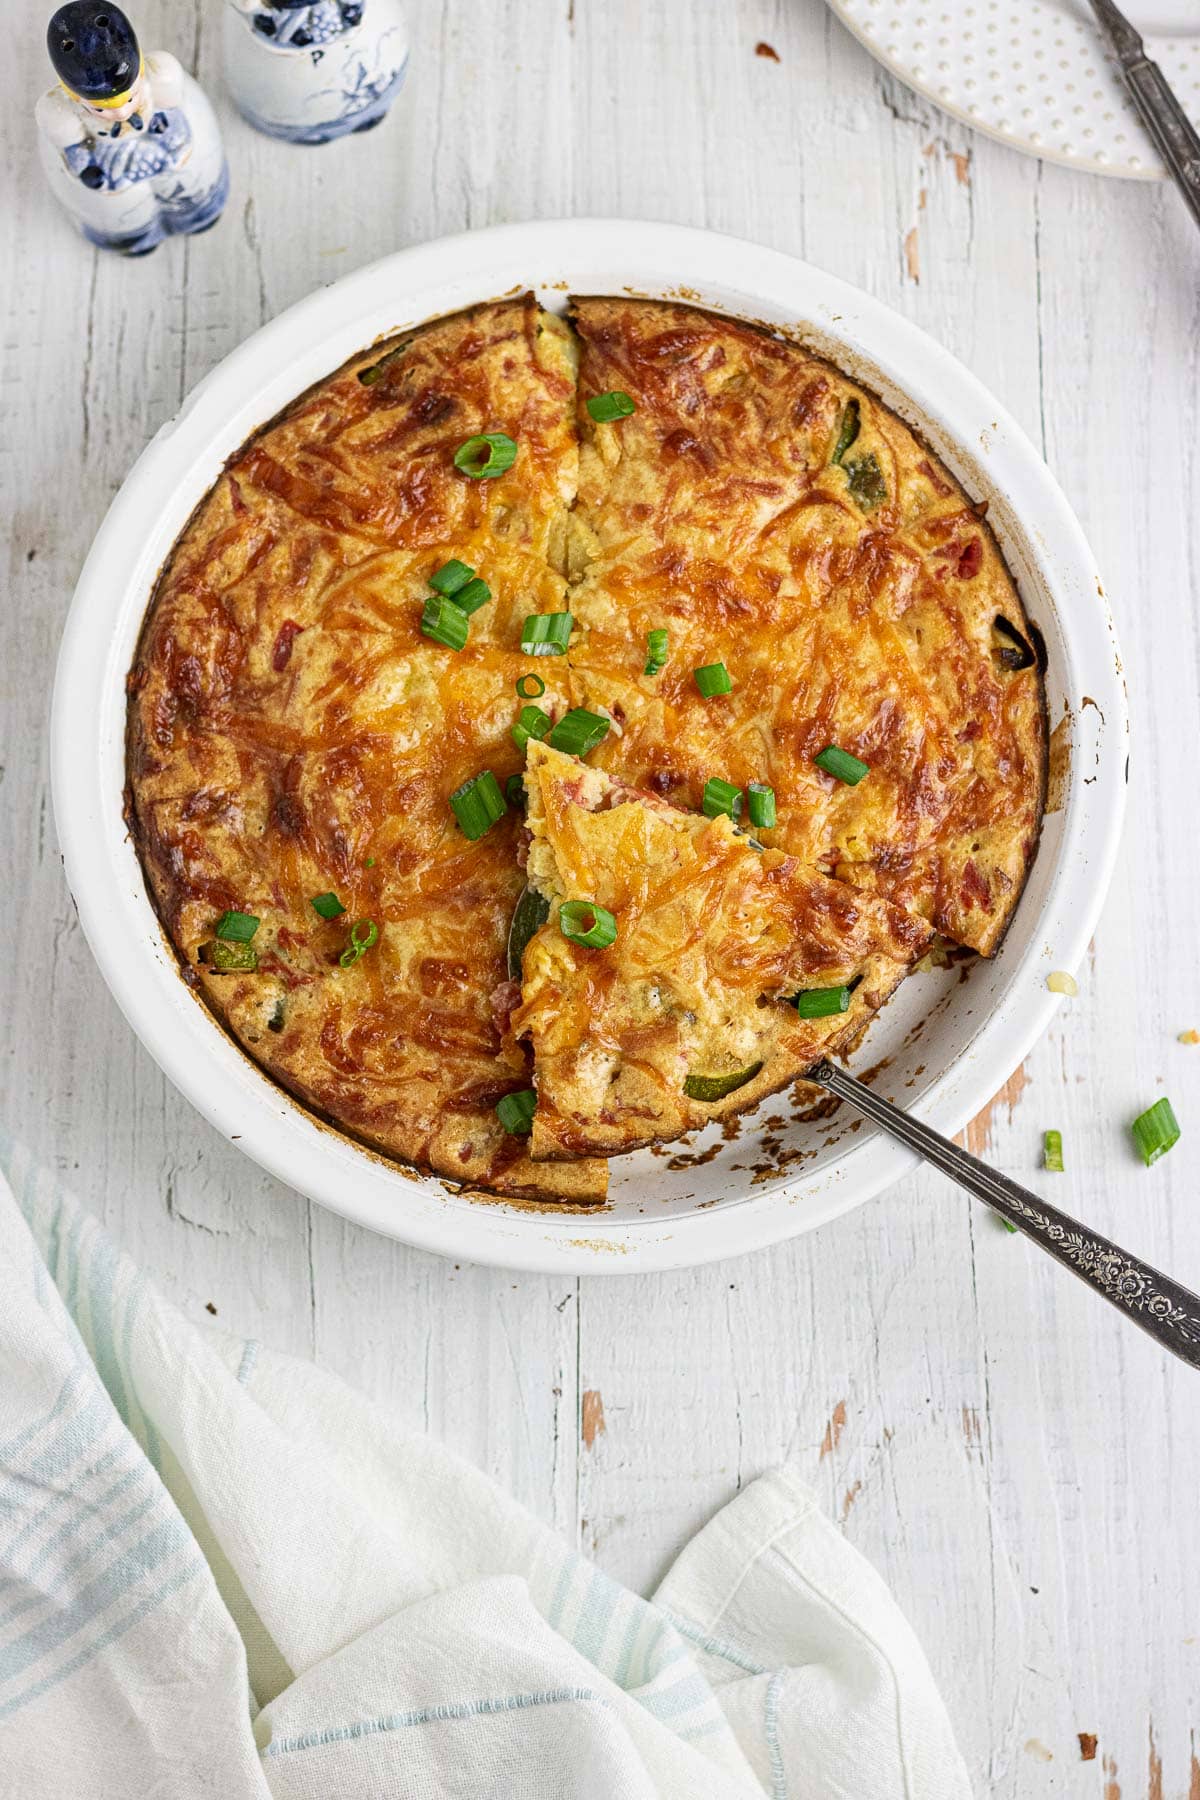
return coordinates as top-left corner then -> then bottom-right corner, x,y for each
511,741 -> 933,1161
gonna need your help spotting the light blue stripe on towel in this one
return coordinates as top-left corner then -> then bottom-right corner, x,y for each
0,1446 -> 125,1574
264,1686 -> 609,1758
0,1557 -> 203,1723
0,1368 -> 83,1467
0,1515 -> 191,1687
0,1389 -> 114,1521
765,1668 -> 788,1799
660,1610 -> 769,1677
81,1230 -> 131,1430
571,1562 -> 623,1667
0,1487 -> 159,1630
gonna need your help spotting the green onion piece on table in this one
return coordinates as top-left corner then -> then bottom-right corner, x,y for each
214,910 -> 260,943
310,892 -> 345,921
790,985 -> 851,1018
429,559 -> 474,597
587,390 -> 636,422
339,918 -> 379,969
1043,1129 -> 1064,1172
558,900 -> 618,949
813,744 -> 870,786
644,628 -> 669,676
512,704 -> 552,753
516,672 -> 546,699
496,1089 -> 537,1135
208,940 -> 259,973
547,709 -> 610,756
746,782 -> 776,829
453,432 -> 518,479
694,661 -> 732,697
1131,1098 -> 1181,1167
702,778 -> 742,820
449,770 -> 508,841
421,595 -> 469,652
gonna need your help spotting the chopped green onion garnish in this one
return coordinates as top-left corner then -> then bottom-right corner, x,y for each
559,900 -> 617,949
1000,1217 -> 1019,1234
1043,1129 -> 1064,1173
365,857 -> 375,867
357,339 -> 411,386
644,628 -> 669,676
512,704 -> 552,753
214,910 -> 260,944
547,708 -> 610,757
429,559 -> 474,597
310,892 -> 345,921
683,1063 -> 763,1102
339,918 -> 379,969
587,389 -> 636,422
451,577 -> 491,616
207,940 -> 258,972
521,612 -> 573,656
702,778 -> 742,820
1131,1098 -> 1180,1167
694,661 -> 732,698
496,1089 -> 537,1135
449,770 -> 508,841
505,773 -> 526,809
790,985 -> 851,1018
421,594 -> 469,652
516,672 -> 546,699
814,744 -> 870,786
453,432 -> 517,479
831,398 -> 861,465
747,782 -> 776,829
506,884 -> 551,978
845,453 -> 887,512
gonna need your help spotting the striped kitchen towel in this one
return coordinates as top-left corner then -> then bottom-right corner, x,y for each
0,1139 -> 971,1799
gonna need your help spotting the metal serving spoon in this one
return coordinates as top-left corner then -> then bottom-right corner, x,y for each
809,1059 -> 1200,1370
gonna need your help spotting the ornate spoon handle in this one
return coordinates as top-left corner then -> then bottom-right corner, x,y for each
809,1060 -> 1200,1370
1089,0 -> 1200,234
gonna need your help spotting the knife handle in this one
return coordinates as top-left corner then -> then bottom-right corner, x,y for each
1123,51 -> 1200,233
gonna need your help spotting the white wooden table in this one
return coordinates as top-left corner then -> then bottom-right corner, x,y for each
6,2 -> 1200,1790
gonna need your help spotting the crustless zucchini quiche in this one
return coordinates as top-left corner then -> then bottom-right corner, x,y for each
126,295 -> 1046,1204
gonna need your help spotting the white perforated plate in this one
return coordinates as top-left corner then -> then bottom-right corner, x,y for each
827,0 -> 1200,179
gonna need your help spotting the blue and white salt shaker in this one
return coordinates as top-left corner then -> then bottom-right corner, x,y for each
36,3 -> 229,255
222,0 -> 409,145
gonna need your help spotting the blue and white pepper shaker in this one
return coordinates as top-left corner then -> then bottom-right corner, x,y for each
36,3 -> 229,255
222,0 -> 409,145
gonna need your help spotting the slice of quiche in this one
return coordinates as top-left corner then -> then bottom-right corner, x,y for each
511,742 -> 932,1160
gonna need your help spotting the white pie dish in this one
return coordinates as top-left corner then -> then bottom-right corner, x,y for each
51,218 -> 1127,1273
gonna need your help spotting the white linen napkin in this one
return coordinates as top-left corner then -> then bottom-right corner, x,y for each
0,1135 -> 971,1798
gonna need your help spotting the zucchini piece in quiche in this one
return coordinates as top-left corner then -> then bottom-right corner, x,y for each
511,742 -> 932,1160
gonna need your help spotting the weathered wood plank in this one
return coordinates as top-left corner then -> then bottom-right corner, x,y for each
3,0 -> 1198,1789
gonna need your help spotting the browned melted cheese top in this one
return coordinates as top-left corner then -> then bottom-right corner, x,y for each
515,743 -> 931,1160
127,295 -> 1044,1197
567,300 -> 1045,953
